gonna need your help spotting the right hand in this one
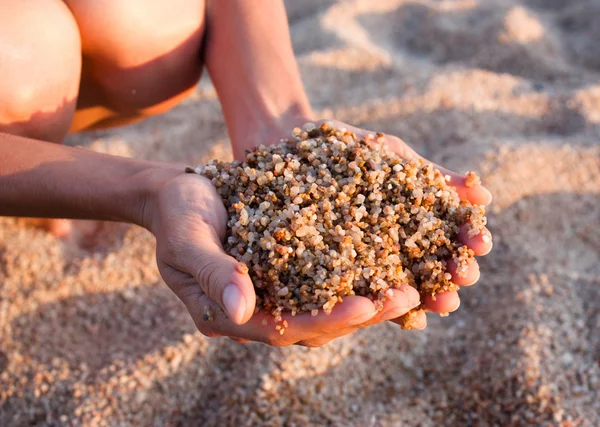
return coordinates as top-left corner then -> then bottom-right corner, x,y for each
145,171 -> 423,346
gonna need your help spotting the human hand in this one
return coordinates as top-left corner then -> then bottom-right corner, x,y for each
145,171 -> 422,346
310,119 -> 494,329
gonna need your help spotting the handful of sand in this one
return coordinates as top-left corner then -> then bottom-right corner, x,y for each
189,123 -> 486,329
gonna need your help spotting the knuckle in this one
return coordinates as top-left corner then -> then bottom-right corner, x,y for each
195,259 -> 223,301
165,235 -> 188,264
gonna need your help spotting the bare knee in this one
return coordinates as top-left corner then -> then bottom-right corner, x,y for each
68,0 -> 205,115
0,0 -> 81,142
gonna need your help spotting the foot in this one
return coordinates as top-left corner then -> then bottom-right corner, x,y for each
21,218 -> 73,238
43,218 -> 73,238
24,218 -> 127,250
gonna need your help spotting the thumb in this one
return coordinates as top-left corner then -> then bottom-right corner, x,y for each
182,239 -> 256,325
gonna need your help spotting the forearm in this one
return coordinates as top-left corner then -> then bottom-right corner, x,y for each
0,133 -> 181,227
205,0 -> 314,158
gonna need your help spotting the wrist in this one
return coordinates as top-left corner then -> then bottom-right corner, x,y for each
124,162 -> 185,230
229,103 -> 315,160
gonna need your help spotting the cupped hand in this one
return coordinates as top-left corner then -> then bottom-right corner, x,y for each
320,119 -> 494,329
146,172 -> 422,346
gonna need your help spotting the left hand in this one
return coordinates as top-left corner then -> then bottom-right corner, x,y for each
145,170 -> 423,347
242,117 -> 493,332
309,119 -> 494,330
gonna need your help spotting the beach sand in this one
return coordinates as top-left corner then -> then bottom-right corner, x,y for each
1,0 -> 599,425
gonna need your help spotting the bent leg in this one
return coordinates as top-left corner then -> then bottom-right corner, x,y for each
0,0 -> 81,143
65,0 -> 206,131
0,0 -> 82,235
0,0 -> 206,237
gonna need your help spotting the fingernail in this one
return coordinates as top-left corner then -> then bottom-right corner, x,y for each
347,311 -> 376,326
223,284 -> 246,324
481,187 -> 493,204
481,241 -> 493,256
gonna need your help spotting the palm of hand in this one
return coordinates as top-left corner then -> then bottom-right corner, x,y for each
151,121 -> 492,346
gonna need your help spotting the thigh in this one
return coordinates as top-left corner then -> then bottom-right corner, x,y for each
64,0 -> 206,130
0,0 -> 81,142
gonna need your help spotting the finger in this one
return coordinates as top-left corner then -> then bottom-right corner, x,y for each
178,221 -> 256,325
177,287 -> 224,337
297,304 -> 428,345
200,295 -> 378,346
358,285 -> 421,326
423,291 -> 461,313
257,296 -> 378,345
447,258 -> 480,286
381,134 -> 492,205
458,226 -> 493,256
390,309 -> 427,330
433,165 -> 493,206
293,285 -> 422,346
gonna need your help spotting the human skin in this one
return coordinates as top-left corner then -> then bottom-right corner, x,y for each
0,0 -> 492,346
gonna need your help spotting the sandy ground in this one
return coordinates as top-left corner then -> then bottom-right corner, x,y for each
1,0 -> 599,425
